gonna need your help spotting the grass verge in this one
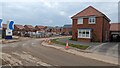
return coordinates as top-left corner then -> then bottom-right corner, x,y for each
51,39 -> 89,50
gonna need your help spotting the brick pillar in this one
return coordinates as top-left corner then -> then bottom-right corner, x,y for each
72,19 -> 77,40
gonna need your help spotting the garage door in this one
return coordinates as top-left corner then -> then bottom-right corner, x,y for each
110,34 -> 120,42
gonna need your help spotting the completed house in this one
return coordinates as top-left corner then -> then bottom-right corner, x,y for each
35,25 -> 46,32
24,25 -> 35,37
71,6 -> 110,42
24,25 -> 35,32
45,26 -> 54,33
53,26 -> 63,34
14,24 -> 25,36
62,24 -> 72,35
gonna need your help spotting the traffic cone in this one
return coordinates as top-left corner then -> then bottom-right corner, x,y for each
48,40 -> 52,44
65,41 -> 69,49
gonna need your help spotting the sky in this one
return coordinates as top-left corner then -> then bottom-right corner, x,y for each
0,0 -> 119,26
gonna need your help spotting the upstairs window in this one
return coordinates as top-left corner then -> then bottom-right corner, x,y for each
89,17 -> 96,24
78,18 -> 83,24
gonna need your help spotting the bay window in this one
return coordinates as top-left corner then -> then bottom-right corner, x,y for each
78,29 -> 91,38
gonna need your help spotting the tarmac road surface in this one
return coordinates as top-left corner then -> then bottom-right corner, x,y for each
2,38 -> 117,66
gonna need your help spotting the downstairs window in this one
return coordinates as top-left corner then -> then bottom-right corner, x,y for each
78,29 -> 91,38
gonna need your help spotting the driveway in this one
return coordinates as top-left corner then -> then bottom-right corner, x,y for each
87,43 -> 119,58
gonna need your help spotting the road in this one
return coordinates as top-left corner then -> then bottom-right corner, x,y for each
2,38 -> 117,66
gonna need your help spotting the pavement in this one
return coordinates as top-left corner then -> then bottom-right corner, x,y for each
1,37 -> 116,66
0,36 -> 21,44
58,38 -> 101,46
57,38 -> 119,58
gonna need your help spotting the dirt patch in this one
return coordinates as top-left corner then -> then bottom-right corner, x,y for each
2,39 -> 20,44
1,52 -> 22,66
12,51 -> 51,66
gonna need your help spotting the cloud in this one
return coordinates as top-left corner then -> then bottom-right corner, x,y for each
1,0 -> 119,2
41,1 -> 59,8
0,4 -> 2,18
1,2 -> 118,26
59,11 -> 66,16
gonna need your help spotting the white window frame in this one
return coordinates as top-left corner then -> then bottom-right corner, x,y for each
78,29 -> 91,38
78,18 -> 83,24
89,16 -> 96,24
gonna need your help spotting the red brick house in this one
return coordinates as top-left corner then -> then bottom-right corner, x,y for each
53,26 -> 63,34
35,25 -> 46,32
24,25 -> 35,37
14,24 -> 25,36
24,25 -> 35,32
45,26 -> 54,33
110,23 -> 120,42
71,6 -> 110,42
62,25 -> 72,35
45,26 -> 62,34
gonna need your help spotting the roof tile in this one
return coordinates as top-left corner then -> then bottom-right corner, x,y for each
71,6 -> 110,21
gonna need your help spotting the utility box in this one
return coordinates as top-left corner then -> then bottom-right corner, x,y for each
5,29 -> 13,39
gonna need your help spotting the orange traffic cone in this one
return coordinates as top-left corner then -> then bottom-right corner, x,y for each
65,41 -> 69,49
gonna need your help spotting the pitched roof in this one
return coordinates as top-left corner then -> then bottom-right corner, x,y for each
35,25 -> 46,29
63,24 -> 72,28
46,26 -> 54,29
71,6 -> 110,21
14,24 -> 24,30
55,26 -> 62,29
110,23 -> 120,31
24,25 -> 34,29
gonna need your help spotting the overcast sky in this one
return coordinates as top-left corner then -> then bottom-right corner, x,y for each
0,0 -> 119,26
